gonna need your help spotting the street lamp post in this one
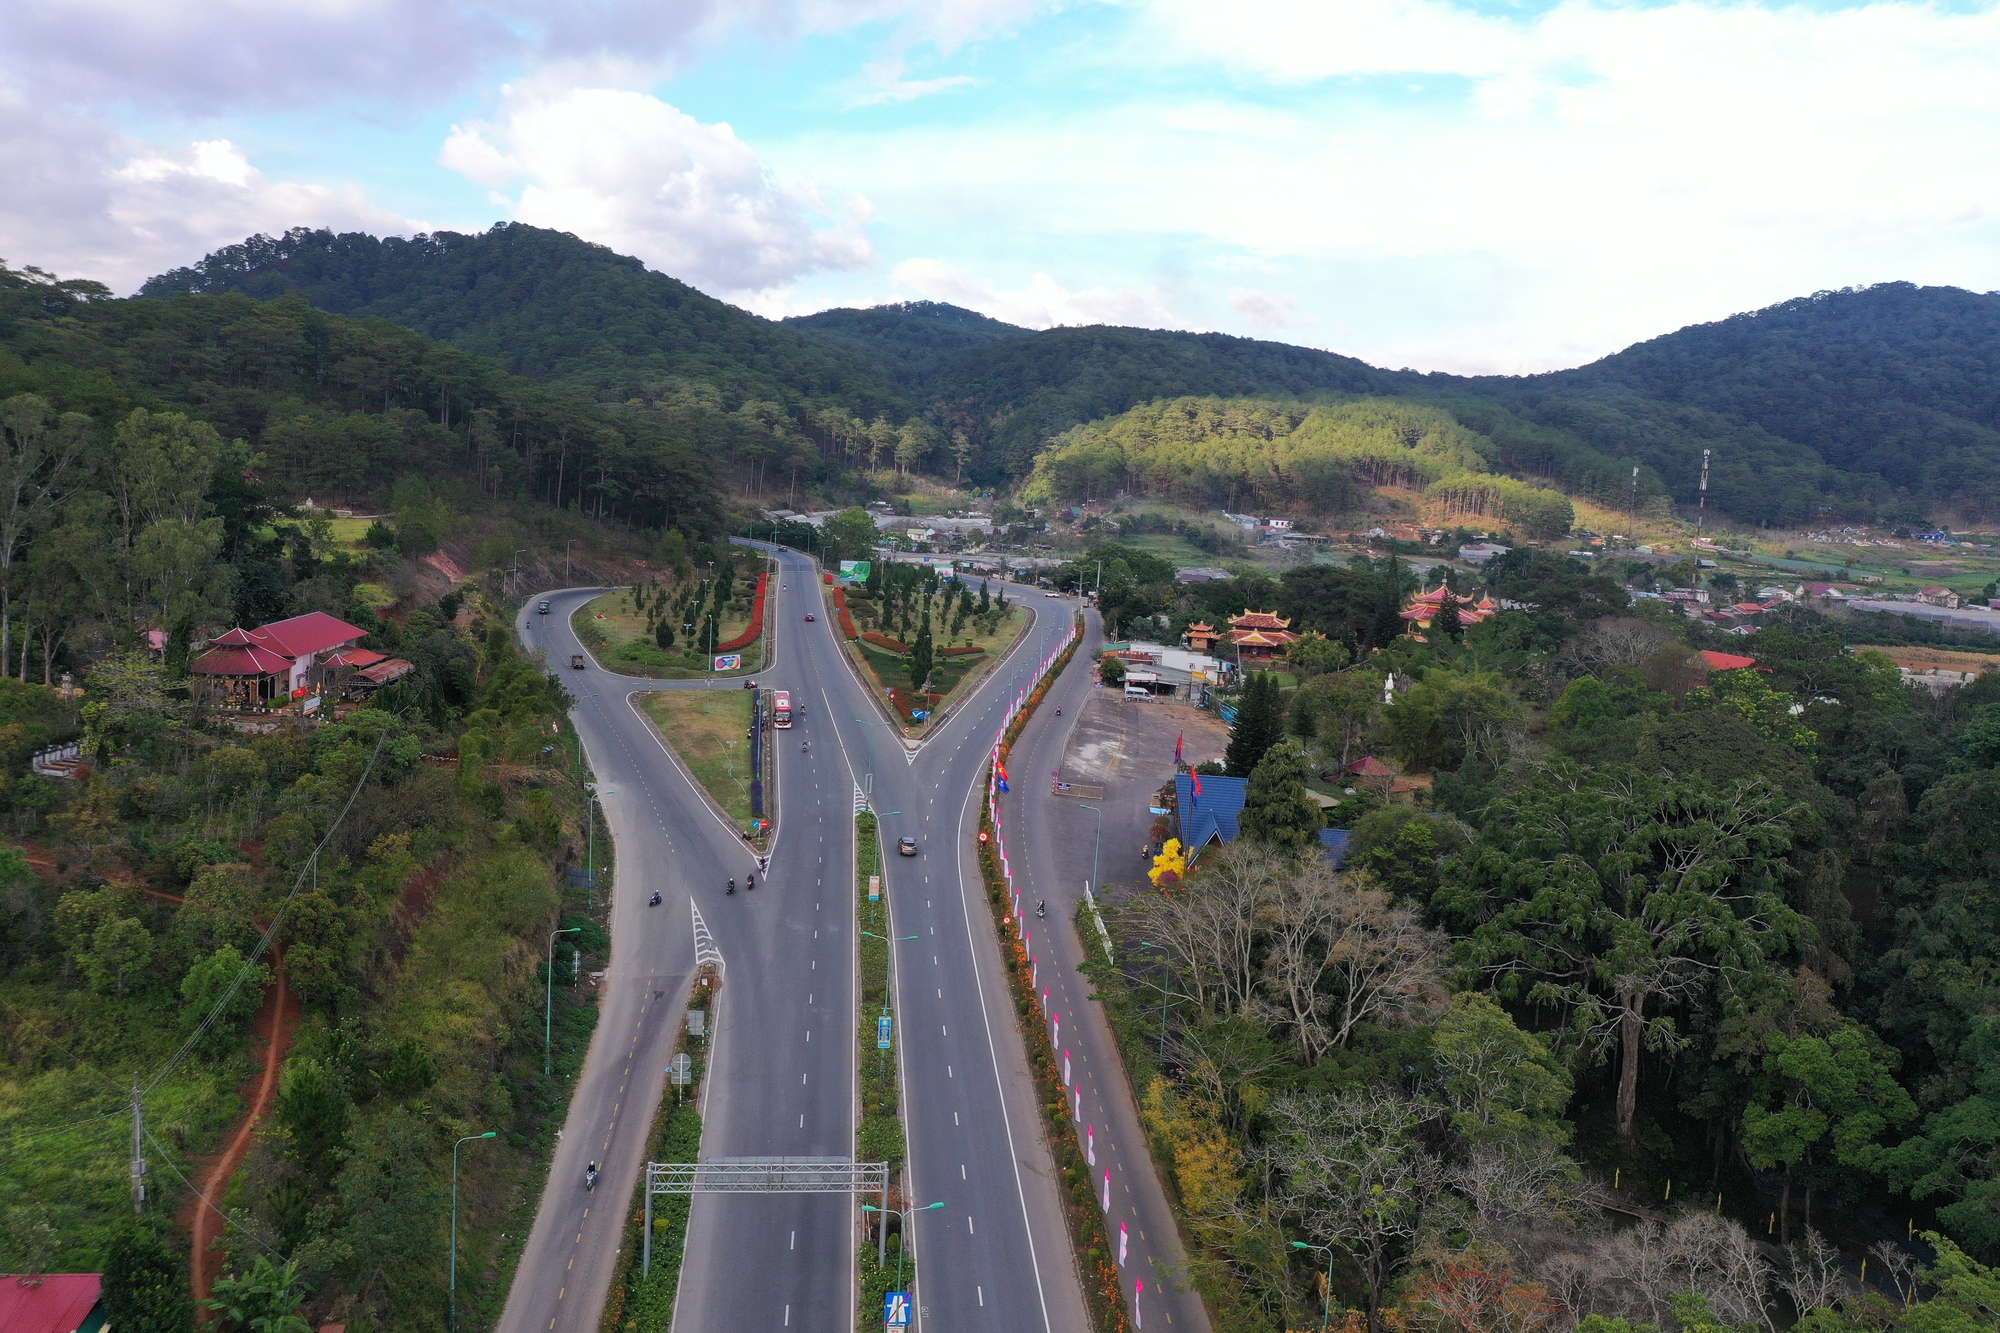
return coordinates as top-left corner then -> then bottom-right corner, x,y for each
861,1200 -> 944,1285
513,549 -> 529,598
583,784 -> 597,909
859,929 -> 919,1067
565,538 -> 577,581
853,716 -> 895,797
1138,941 -> 1172,1058
1292,1241 -> 1335,1330
546,926 -> 581,1076
1077,802 -> 1104,902
451,1131 -> 497,1333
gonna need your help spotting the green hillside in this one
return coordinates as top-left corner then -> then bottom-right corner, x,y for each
148,225 -> 2000,526
142,224 -> 912,418
1026,396 -> 1577,536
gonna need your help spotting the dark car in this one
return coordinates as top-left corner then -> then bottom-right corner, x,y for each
897,836 -> 919,856
570,654 -> 586,670
537,599 -> 550,614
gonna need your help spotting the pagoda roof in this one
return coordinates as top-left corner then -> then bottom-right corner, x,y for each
1228,609 -> 1291,630
191,644 -> 294,676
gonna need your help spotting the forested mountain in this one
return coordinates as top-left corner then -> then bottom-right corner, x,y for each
3,262 -> 731,536
147,225 -> 2000,524
142,224 -> 912,418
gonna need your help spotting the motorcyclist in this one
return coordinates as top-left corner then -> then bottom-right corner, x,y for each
746,873 -> 756,891
1056,706 -> 1061,715
802,739 -> 809,752
648,890 -> 661,906
728,878 -> 736,895
1037,900 -> 1047,918
587,1161 -> 598,1190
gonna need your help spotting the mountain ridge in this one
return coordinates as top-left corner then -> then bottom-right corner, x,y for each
143,226 -> 2000,523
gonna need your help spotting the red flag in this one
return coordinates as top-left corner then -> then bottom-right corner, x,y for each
1174,731 -> 1184,764
1191,772 -> 1202,805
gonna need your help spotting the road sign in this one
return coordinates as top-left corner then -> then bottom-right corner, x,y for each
884,1292 -> 910,1326
667,1053 -> 692,1085
877,1015 -> 893,1050
868,875 -> 880,902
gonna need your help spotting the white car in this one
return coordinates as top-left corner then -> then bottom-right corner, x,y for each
1044,590 -> 1060,598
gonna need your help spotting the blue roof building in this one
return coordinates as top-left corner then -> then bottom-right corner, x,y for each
1175,773 -> 1249,848
1318,828 -> 1352,868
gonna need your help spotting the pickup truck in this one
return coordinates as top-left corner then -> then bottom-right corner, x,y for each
570,654 -> 586,670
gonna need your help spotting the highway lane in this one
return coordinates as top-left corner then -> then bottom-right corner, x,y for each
503,558 -> 1091,1333
762,551 -> 1090,1333
1007,612 -> 1213,1333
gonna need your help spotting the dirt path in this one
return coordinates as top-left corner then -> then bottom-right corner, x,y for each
181,947 -> 299,1318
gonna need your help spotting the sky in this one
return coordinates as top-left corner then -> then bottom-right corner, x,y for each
3,0 -> 1998,375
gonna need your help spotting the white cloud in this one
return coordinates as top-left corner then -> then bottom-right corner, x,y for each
890,258 -> 1183,328
773,0 -> 2000,370
443,86 -> 873,298
0,0 -> 1051,117
0,96 -> 410,291
1228,287 -> 1310,331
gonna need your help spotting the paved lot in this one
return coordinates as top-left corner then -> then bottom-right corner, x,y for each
1056,692 -> 1226,904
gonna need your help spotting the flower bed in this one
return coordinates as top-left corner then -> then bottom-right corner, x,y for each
886,687 -> 940,725
835,587 -> 858,639
861,632 -> 909,653
713,572 -> 767,653
939,645 -> 985,657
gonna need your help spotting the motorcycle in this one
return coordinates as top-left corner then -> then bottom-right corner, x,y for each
586,1162 -> 599,1191
802,740 -> 809,752
1056,706 -> 1061,715
727,879 -> 736,895
746,873 -> 756,891
1037,900 -> 1046,919
648,891 -> 661,906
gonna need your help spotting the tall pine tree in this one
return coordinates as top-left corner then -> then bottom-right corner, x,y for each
1225,672 -> 1286,777
1239,739 -> 1321,849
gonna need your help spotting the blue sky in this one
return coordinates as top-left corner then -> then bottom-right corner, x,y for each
5,0 -> 1999,373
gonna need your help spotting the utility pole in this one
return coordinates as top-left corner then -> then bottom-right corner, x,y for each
1697,449 -> 1712,531
1630,466 -> 1640,522
130,1072 -> 145,1213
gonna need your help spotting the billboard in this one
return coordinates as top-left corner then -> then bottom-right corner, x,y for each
838,560 -> 872,584
713,653 -> 743,671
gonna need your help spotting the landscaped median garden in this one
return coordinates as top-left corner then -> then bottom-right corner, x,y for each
854,809 -> 915,1329
571,554 -> 771,677
833,567 -> 1025,727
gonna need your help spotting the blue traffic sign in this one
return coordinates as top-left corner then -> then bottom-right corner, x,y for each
877,1014 -> 893,1050
884,1291 -> 910,1326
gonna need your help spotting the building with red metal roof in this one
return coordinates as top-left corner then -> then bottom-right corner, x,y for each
191,612 -> 369,706
0,1273 -> 104,1333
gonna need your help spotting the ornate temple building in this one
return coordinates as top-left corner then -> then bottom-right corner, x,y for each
1398,586 -> 1497,641
1226,609 -> 1299,661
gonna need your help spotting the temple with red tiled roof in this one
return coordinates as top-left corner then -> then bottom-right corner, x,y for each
1227,609 -> 1299,661
191,611 -> 387,706
1182,621 -> 1224,653
1397,587 -> 1496,641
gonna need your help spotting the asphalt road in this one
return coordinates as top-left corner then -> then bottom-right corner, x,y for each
500,553 -> 1091,1333
1006,615 -> 1213,1333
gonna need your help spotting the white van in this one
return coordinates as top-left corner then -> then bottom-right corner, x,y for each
1123,684 -> 1151,700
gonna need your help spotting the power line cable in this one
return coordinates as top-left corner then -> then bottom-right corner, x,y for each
145,731 -> 386,1098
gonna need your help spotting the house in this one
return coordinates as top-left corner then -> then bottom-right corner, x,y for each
1319,828 -> 1352,868
1174,772 -> 1249,849
191,611 -> 408,706
1457,542 -> 1512,564
1227,610 -> 1300,661
0,1273 -> 105,1333
1699,650 -> 1758,671
1917,587 -> 1964,609
1175,567 -> 1234,584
